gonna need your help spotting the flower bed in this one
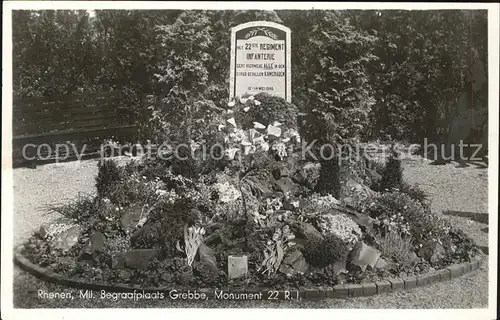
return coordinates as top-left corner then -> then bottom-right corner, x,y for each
18,94 -> 482,291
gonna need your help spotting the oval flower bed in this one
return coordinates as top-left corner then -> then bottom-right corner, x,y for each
17,94 -> 483,293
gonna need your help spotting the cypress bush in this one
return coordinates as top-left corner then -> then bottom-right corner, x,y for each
379,149 -> 403,191
95,159 -> 122,199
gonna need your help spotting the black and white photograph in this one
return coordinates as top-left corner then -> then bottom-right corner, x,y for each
1,1 -> 498,319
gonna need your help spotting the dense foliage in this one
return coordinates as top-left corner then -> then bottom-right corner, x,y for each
13,9 -> 488,143
17,9 -> 484,290
303,234 -> 350,268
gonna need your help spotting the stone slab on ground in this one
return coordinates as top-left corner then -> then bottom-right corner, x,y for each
228,255 -> 248,279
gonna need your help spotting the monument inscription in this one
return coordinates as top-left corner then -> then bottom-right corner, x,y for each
229,21 -> 291,102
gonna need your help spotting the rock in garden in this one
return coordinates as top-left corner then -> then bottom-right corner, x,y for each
228,255 -> 248,279
365,168 -> 382,187
331,260 -> 348,274
418,242 -> 446,264
295,222 -> 323,241
408,251 -> 422,264
273,166 -> 291,179
374,257 -> 389,270
274,177 -> 299,198
87,231 -> 106,253
349,241 -> 381,272
38,218 -> 77,239
246,176 -> 273,195
344,211 -> 378,234
120,205 -> 143,234
197,243 -> 218,273
279,249 -> 309,275
111,249 -> 157,269
49,225 -> 82,252
341,179 -> 377,204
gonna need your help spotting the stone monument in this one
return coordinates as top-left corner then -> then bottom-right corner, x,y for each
229,21 -> 291,102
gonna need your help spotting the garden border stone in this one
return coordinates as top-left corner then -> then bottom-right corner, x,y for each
13,245 -> 486,300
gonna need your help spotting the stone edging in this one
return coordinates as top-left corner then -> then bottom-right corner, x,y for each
13,245 -> 486,300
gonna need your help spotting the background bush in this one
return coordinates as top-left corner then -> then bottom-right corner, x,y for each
12,10 -> 488,144
95,159 -> 122,199
379,150 -> 403,191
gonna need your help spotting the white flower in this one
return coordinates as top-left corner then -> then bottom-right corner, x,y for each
214,181 -> 241,203
284,128 -> 301,143
291,200 -> 300,208
225,148 -> 240,160
240,97 -> 248,104
253,122 -> 266,130
241,140 -> 252,146
272,142 -> 287,158
267,124 -> 282,137
227,109 -> 234,114
227,117 -> 237,127
155,189 -> 168,197
254,100 -> 261,106
218,124 -> 225,131
243,106 -> 250,112
259,141 -> 270,152
228,101 -> 235,107
252,135 -> 265,145
229,129 -> 246,143
190,140 -> 201,151
244,144 -> 257,155
316,214 -> 362,244
248,96 -> 255,101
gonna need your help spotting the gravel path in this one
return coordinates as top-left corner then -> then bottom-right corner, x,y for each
11,156 -> 489,308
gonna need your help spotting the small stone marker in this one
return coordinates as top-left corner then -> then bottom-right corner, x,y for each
228,255 -> 248,279
230,21 -> 291,102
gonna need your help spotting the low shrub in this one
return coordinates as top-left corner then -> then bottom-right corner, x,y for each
315,214 -> 362,245
375,231 -> 413,264
46,193 -> 98,222
106,173 -> 156,207
233,93 -> 299,131
130,197 -> 200,257
363,191 -> 450,252
399,182 -> 429,209
302,234 -> 350,268
96,159 -> 122,199
300,193 -> 341,214
446,228 -> 478,262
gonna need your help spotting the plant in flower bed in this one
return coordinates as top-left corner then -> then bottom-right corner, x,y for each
19,95 -> 480,291
361,191 -> 481,269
